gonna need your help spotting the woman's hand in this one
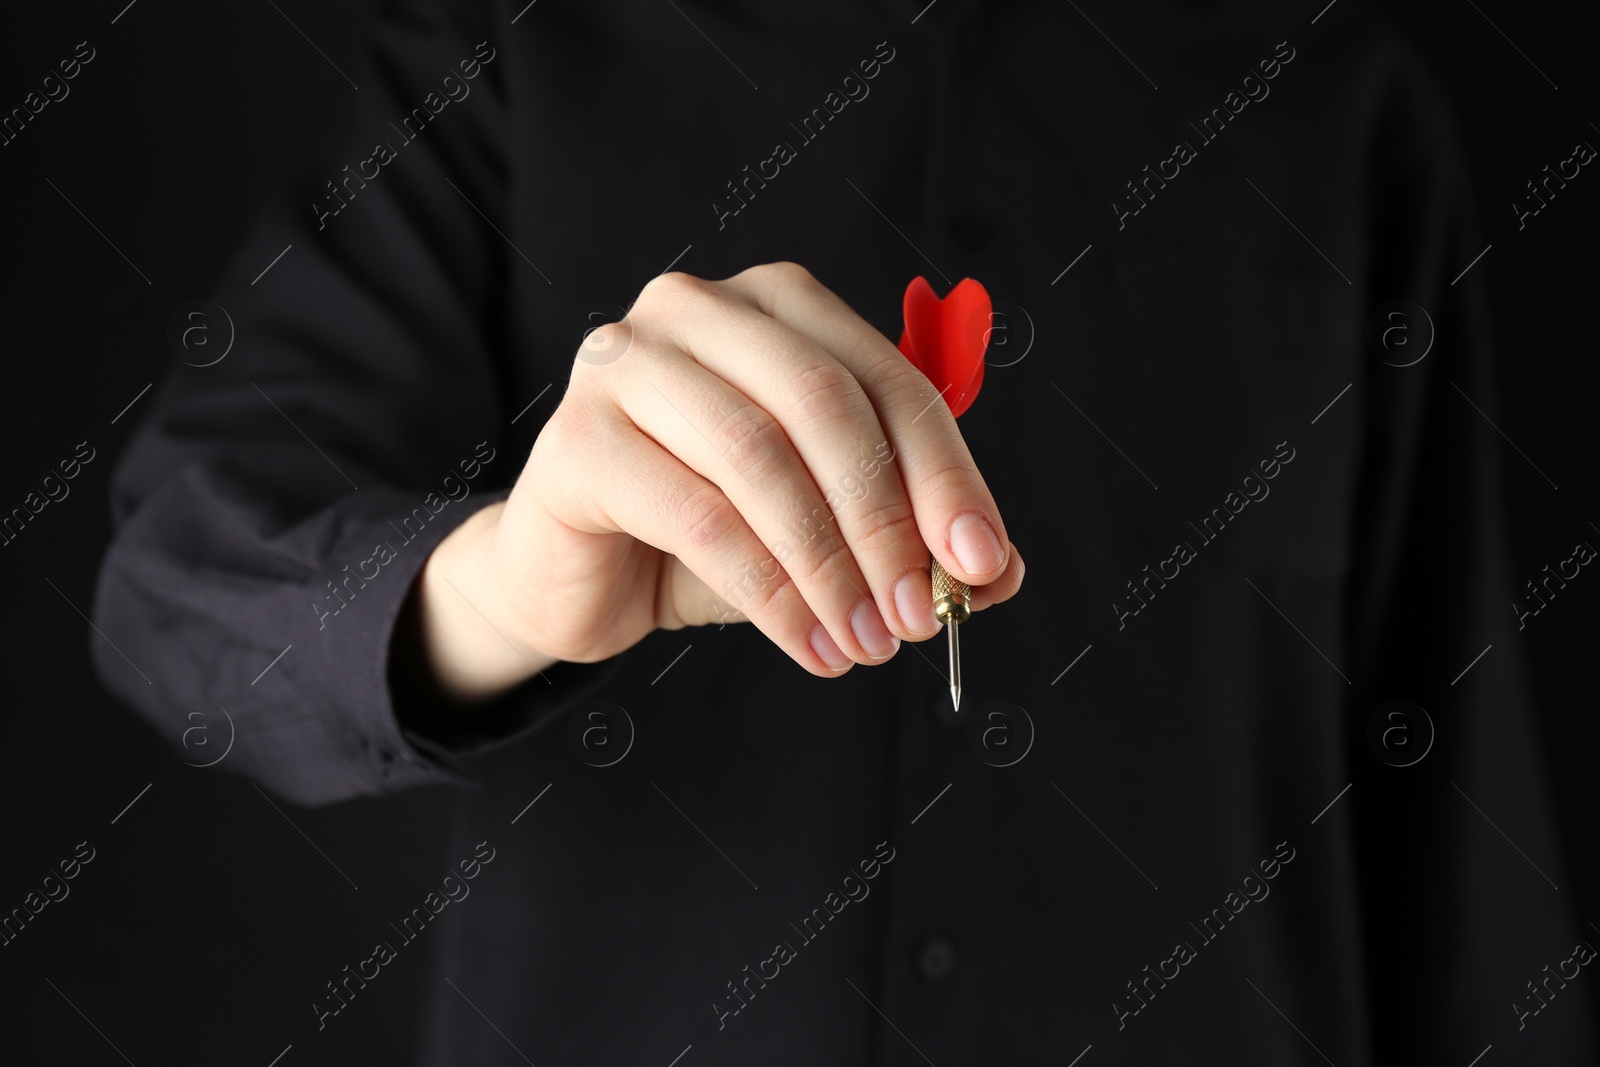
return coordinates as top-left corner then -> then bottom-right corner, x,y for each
413,262 -> 1024,702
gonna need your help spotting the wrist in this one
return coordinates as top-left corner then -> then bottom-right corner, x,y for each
412,499 -> 561,703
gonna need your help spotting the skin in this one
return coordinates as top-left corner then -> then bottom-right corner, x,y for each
412,262 -> 1025,702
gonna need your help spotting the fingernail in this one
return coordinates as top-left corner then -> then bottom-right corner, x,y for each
894,570 -> 939,636
850,598 -> 900,660
809,622 -> 853,671
949,512 -> 1004,577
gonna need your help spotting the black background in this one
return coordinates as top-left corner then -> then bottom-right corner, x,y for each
0,1 -> 1594,1062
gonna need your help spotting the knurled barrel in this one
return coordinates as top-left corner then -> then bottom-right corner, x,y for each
931,557 -> 972,624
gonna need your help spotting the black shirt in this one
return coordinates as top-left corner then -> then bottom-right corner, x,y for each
92,0 -> 1596,1062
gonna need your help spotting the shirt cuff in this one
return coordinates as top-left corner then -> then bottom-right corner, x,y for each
295,487 -> 626,795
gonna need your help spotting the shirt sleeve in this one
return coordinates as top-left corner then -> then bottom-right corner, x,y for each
90,0 -> 627,807
1344,49 -> 1597,1061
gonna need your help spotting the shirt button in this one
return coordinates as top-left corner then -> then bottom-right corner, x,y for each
915,935 -> 957,982
946,214 -> 990,252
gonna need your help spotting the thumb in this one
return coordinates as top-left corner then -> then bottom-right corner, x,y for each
660,554 -> 756,630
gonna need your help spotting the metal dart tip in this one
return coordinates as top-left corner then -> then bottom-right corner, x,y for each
931,557 -> 971,714
947,617 -> 961,712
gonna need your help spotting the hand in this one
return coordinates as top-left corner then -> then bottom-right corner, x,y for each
414,262 -> 1024,702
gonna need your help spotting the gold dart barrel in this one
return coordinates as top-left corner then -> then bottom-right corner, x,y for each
931,558 -> 972,625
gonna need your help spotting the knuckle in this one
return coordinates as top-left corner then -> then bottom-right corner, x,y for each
678,486 -> 742,549
736,565 -> 797,618
790,533 -> 855,588
758,260 -> 819,290
910,458 -> 981,501
540,401 -> 595,458
638,270 -> 715,313
865,355 -> 934,401
787,362 -> 864,429
709,403 -> 787,476
848,497 -> 919,555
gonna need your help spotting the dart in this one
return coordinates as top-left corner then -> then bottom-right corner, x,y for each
895,275 -> 992,712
